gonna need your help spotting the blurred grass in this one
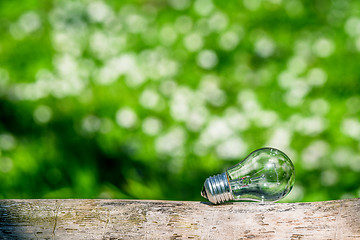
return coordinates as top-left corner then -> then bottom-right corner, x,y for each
0,0 -> 359,202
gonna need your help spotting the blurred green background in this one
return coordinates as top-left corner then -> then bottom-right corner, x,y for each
0,0 -> 359,202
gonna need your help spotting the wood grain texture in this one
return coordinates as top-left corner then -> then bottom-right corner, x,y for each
0,199 -> 359,239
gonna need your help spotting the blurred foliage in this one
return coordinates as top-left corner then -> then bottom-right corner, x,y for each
0,0 -> 359,202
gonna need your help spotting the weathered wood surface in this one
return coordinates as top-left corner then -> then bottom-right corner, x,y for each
0,199 -> 359,239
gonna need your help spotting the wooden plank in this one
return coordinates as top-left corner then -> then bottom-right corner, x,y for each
0,199 -> 359,239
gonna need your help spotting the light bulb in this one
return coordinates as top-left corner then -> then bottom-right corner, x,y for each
201,147 -> 295,204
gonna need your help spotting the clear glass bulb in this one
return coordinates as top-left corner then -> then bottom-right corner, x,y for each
201,148 -> 295,204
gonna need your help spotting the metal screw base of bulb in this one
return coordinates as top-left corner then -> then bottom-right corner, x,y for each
201,172 -> 234,204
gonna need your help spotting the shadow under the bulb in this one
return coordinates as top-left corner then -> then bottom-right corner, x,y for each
200,200 -> 267,206
199,201 -> 235,206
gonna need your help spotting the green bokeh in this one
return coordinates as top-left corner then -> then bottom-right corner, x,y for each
0,0 -> 359,202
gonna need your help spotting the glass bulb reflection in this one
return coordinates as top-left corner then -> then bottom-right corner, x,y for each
201,148 -> 295,204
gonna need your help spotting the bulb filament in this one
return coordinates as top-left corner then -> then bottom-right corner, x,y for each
231,174 -> 266,189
